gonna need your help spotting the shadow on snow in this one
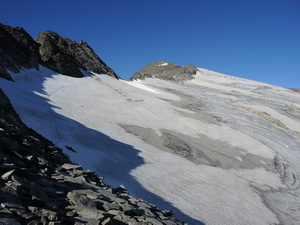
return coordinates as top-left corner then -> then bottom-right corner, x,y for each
0,67 -> 205,225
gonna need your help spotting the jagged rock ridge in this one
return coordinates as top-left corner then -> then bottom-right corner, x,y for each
36,31 -> 119,79
131,61 -> 198,81
0,23 -> 40,80
0,23 -> 119,80
0,89 -> 184,225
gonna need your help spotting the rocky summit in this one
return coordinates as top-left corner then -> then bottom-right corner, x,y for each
130,61 -> 198,81
36,31 -> 119,79
0,23 -> 40,80
0,89 -> 184,225
0,23 -> 119,80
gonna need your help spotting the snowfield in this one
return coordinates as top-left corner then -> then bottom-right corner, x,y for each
1,66 -> 300,225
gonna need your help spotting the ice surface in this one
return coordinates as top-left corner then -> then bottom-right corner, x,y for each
1,66 -> 300,225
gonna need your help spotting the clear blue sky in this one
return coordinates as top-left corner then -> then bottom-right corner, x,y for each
1,0 -> 300,88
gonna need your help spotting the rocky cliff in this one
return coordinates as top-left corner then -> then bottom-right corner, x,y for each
130,61 -> 198,81
0,23 -> 40,80
0,89 -> 184,225
0,23 -> 119,80
36,31 -> 119,79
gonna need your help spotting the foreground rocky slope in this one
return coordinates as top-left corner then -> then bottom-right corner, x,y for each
0,89 -> 184,225
0,23 -> 119,80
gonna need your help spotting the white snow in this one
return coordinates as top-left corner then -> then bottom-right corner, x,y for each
235,156 -> 242,161
122,79 -> 158,93
1,65 -> 300,225
158,62 -> 168,66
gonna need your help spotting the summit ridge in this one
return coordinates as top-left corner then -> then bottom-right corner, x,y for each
0,23 -> 118,80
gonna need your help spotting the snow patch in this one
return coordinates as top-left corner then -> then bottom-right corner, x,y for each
235,156 -> 242,162
158,62 -> 168,66
123,80 -> 158,93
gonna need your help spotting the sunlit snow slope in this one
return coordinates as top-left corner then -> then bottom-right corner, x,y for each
1,66 -> 300,225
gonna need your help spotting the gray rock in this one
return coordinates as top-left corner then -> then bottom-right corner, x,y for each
130,61 -> 198,81
27,220 -> 42,225
163,210 -> 176,216
35,31 -> 120,79
0,163 -> 16,170
0,23 -> 40,81
74,217 -> 100,225
77,209 -> 104,220
67,191 -> 97,209
107,209 -> 120,216
145,217 -> 164,225
137,201 -> 152,210
101,217 -> 111,225
0,208 -> 22,225
122,204 -> 144,216
66,210 -> 78,217
30,182 -> 54,206
164,220 -> 183,225
61,163 -> 82,171
1,202 -> 26,216
38,177 -> 55,187
185,64 -> 198,74
0,186 -> 25,215
64,174 -> 87,183
0,23 -> 120,81
98,194 -> 113,203
1,169 -> 15,180
289,88 -> 300,93
41,209 -> 57,221
97,201 -> 120,211
10,175 -> 28,190
27,206 -> 39,213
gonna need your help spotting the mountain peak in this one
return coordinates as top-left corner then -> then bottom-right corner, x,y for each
0,23 -> 119,80
130,61 -> 198,81
36,31 -> 120,79
0,23 -> 40,80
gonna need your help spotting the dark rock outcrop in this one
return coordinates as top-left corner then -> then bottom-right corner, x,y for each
0,89 -> 184,225
35,31 -> 120,79
131,61 -> 198,82
0,23 -> 40,80
0,23 -> 119,80
289,88 -> 300,93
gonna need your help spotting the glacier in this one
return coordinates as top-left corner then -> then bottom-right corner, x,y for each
1,66 -> 300,225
